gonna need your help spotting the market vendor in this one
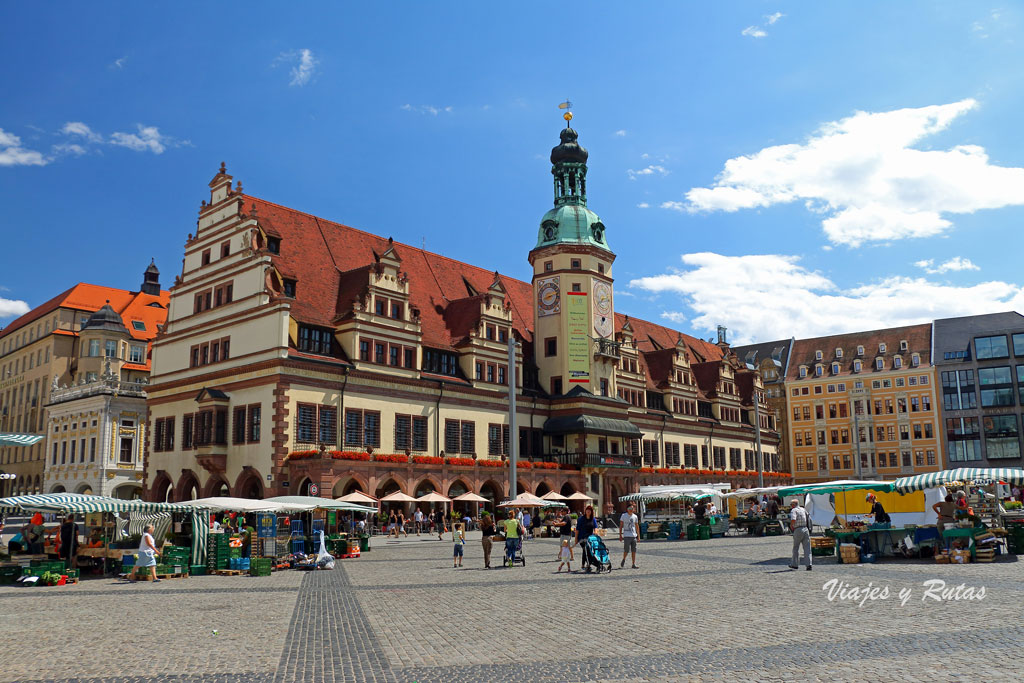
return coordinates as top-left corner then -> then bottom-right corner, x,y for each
865,493 -> 891,529
933,494 -> 957,536
693,499 -> 707,524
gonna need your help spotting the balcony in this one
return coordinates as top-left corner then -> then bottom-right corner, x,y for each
49,377 -> 147,404
539,451 -> 640,469
593,338 -> 621,360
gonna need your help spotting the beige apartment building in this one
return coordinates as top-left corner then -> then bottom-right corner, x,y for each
0,268 -> 168,496
144,126 -> 782,514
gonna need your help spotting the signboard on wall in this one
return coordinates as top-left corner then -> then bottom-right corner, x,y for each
566,291 -> 590,384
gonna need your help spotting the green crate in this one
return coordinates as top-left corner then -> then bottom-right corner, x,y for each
64,568 -> 79,580
189,564 -> 207,575
249,566 -> 272,577
0,566 -> 21,578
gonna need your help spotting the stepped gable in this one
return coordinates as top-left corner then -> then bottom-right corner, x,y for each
244,195 -> 725,361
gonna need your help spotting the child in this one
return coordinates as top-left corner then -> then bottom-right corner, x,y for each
556,537 -> 572,573
453,523 -> 465,568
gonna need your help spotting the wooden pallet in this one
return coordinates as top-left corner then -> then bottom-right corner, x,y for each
133,572 -> 188,581
213,569 -> 245,576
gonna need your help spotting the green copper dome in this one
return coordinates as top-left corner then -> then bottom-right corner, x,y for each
535,204 -> 610,250
534,123 -> 611,252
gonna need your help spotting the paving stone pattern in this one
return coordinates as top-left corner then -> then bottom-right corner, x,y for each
1,533 -> 1021,682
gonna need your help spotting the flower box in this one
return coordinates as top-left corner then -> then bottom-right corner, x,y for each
373,453 -> 408,464
330,451 -> 371,461
533,461 -> 559,470
412,455 -> 444,465
478,459 -> 505,468
447,457 -> 475,467
516,461 -> 532,469
286,450 -> 319,461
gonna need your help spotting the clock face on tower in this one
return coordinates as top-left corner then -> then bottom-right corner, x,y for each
593,280 -> 613,338
537,276 -> 560,317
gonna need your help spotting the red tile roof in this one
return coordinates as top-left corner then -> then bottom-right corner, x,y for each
785,323 -> 932,381
246,195 -> 724,366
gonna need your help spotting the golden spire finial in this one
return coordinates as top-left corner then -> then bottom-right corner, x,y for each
558,99 -> 573,126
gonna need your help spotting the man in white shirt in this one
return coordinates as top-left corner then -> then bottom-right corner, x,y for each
789,499 -> 812,571
413,508 -> 424,536
619,503 -> 640,569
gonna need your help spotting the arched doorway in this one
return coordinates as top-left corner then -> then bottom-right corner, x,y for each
374,478 -> 401,498
75,483 -> 94,495
515,481 -> 526,495
414,478 -> 439,498
112,484 -> 142,500
178,471 -> 200,501
150,473 -> 172,503
333,478 -> 365,497
448,479 -> 469,515
535,481 -> 551,497
32,475 -> 40,493
236,471 -> 264,500
50,484 -> 67,494
296,478 -> 312,496
479,480 -> 502,516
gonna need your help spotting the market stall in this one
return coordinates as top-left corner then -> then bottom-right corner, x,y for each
620,486 -> 728,539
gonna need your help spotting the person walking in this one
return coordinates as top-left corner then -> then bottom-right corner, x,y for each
574,505 -> 598,570
788,499 -> 812,571
436,508 -> 447,540
500,509 -> 524,567
479,513 -> 496,569
397,511 -> 409,538
522,510 -> 532,539
554,510 -> 574,561
136,523 -> 161,582
619,503 -> 639,569
556,538 -> 572,573
413,507 -> 424,536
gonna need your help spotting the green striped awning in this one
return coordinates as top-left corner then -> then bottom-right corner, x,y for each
0,433 -> 44,447
893,467 -> 1024,493
778,480 -> 894,497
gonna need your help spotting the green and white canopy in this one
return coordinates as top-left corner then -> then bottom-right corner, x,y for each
262,495 -> 377,513
0,493 -> 210,564
0,433 -> 44,447
620,487 -> 721,503
893,468 -> 1024,494
777,480 -> 894,498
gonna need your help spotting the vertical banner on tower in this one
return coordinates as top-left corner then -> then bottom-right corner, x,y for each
566,291 -> 590,384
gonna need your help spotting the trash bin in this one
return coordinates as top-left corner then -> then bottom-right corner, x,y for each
359,534 -> 370,552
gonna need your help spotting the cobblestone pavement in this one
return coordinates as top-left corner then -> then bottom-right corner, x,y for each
1,532 -> 1021,682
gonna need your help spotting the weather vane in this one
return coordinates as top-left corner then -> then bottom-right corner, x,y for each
558,99 -> 573,126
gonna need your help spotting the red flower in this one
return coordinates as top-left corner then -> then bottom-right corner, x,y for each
412,455 -> 444,465
516,461 -> 532,469
447,457 -> 475,467
638,467 -> 655,473
373,453 -> 409,464
286,450 -> 319,461
329,451 -> 371,461
478,459 -> 505,468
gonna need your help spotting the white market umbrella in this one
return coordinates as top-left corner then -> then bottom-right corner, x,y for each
499,493 -> 567,508
416,492 -> 452,503
379,491 -> 418,503
336,491 -> 379,507
453,492 -> 489,503
566,492 -> 594,501
540,491 -> 569,501
185,497 -> 285,513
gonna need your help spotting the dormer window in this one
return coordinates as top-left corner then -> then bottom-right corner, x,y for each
390,302 -> 403,320
875,357 -> 884,370
831,362 -> 840,374
853,360 -> 862,372
814,365 -> 823,377
893,356 -> 902,369
879,342 -> 887,353
283,279 -> 296,298
911,353 -> 920,367
900,340 -> 908,351
266,237 -> 281,254
799,366 -> 807,378
835,348 -> 843,358
815,350 -> 823,361
857,345 -> 864,356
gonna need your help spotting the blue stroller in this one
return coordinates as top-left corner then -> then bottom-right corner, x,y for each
504,536 -> 525,567
582,534 -> 612,573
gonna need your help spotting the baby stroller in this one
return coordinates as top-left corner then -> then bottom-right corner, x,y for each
582,534 -> 612,573
504,536 -> 526,567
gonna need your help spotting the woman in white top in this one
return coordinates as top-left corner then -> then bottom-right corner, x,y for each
137,524 -> 161,582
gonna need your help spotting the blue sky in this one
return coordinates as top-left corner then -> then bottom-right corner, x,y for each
3,3 -> 1024,344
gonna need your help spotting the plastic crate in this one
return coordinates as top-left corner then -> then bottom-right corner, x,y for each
189,564 -> 207,575
249,565 -> 272,577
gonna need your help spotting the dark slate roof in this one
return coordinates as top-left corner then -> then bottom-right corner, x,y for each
542,414 -> 642,438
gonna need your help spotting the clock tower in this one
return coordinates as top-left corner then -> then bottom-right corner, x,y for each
529,114 -> 618,398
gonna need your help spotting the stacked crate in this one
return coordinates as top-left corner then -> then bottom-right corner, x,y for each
207,533 -> 230,572
162,545 -> 190,574
1007,521 -> 1024,554
250,558 -> 272,577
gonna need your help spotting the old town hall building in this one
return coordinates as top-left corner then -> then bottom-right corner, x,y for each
143,120 -> 783,512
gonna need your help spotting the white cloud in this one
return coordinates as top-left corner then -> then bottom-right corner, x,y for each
766,12 -> 784,24
627,165 -> 668,180
52,143 -> 87,157
0,128 -> 47,167
630,252 -> 1024,344
111,56 -> 127,69
636,202 -> 650,209
660,311 -> 688,324
914,256 -> 980,274
61,121 -> 102,143
400,104 -> 453,116
274,49 -> 318,87
0,296 -> 30,318
660,200 -> 686,211
681,99 -> 1024,247
742,26 -> 767,38
109,125 -> 178,154
614,130 -> 627,137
